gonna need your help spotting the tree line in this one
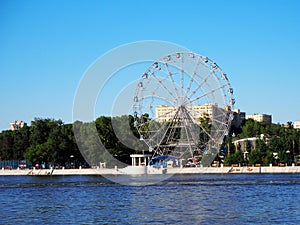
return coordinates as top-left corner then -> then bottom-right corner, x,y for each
0,116 -> 144,168
0,118 -> 83,168
1,116 -> 300,168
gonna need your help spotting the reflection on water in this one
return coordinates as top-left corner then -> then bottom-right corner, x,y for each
1,174 -> 300,224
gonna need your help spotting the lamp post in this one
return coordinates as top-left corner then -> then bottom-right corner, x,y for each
286,150 -> 291,166
139,135 -> 145,155
273,152 -> 279,166
244,151 -> 248,167
70,155 -> 74,169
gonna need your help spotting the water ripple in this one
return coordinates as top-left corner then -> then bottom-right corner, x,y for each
0,174 -> 300,224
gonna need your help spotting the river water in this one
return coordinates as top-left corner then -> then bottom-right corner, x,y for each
1,174 -> 300,224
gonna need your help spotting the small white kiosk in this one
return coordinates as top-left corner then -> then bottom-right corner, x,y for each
118,154 -> 152,175
130,154 -> 152,167
120,154 -> 167,175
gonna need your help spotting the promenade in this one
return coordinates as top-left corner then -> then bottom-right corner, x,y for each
1,165 -> 300,176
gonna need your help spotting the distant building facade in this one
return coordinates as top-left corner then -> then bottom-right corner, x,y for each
154,104 -> 237,125
231,109 -> 246,129
246,114 -> 272,124
294,121 -> 300,129
155,104 -> 219,123
9,120 -> 27,131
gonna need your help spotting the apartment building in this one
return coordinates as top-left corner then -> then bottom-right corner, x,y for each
155,104 -> 219,123
246,114 -> 272,124
294,121 -> 300,129
9,120 -> 27,131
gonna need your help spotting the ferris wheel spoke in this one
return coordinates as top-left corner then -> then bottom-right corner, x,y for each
155,115 -> 178,148
134,94 -> 177,110
196,122 -> 216,144
181,126 -> 193,153
180,108 -> 198,153
184,109 -> 209,146
163,63 -> 181,101
164,124 -> 178,147
180,55 -> 184,98
150,70 -> 179,104
188,69 -> 216,100
210,117 -> 229,127
189,84 -> 227,104
136,109 -> 177,135
185,57 -> 201,97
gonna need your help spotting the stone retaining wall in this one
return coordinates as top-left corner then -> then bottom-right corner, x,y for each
1,166 -> 300,176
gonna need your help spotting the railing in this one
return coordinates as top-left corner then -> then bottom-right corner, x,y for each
0,160 -> 30,169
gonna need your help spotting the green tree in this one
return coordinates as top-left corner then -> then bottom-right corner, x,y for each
25,118 -> 69,166
0,131 -> 14,160
245,140 -> 252,152
198,113 -> 211,146
12,128 -> 29,160
248,149 -> 263,165
255,139 -> 267,154
224,150 -> 243,165
24,144 -> 47,165
240,119 -> 261,138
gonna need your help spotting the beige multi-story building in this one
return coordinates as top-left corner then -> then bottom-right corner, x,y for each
155,104 -> 246,130
294,121 -> 300,129
155,104 -> 218,123
9,120 -> 27,131
246,114 -> 272,124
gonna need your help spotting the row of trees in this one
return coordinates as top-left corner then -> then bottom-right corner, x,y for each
0,119 -> 83,168
0,116 -> 143,168
73,115 -> 145,167
1,116 -> 300,168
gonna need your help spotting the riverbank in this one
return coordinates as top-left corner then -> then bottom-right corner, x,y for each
1,165 -> 300,175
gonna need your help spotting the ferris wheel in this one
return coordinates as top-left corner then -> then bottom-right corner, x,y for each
132,52 -> 235,159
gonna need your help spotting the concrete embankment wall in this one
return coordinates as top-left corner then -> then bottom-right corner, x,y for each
1,166 -> 300,176
168,167 -> 232,174
0,168 -> 108,176
164,166 -> 300,174
260,166 -> 300,173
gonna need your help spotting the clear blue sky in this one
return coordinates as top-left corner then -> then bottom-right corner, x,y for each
1,0 -> 300,131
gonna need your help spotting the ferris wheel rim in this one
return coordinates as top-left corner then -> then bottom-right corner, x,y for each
132,52 -> 235,157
